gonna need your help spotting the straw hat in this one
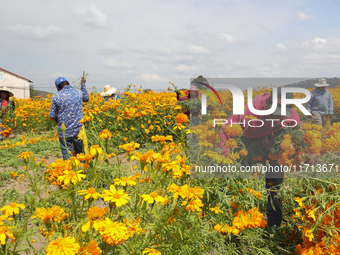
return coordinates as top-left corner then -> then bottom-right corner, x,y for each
100,85 -> 117,96
0,87 -> 14,97
314,78 -> 329,87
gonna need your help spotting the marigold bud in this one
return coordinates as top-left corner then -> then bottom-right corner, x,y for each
61,123 -> 66,132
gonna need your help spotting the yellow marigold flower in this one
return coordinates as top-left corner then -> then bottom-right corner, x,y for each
225,138 -> 237,149
293,197 -> 305,208
79,115 -> 92,123
142,247 -> 162,254
168,183 -> 188,199
76,153 -> 93,162
181,198 -> 203,212
224,124 -> 243,137
82,206 -> 109,232
142,192 -> 165,204
79,240 -> 102,255
78,188 -> 102,200
210,206 -> 224,214
228,152 -> 240,161
57,169 -> 86,186
175,113 -> 188,123
174,123 -> 186,130
151,135 -> 173,143
0,203 -> 25,216
280,139 -> 292,151
302,228 -> 314,242
0,225 -> 15,245
102,185 -> 130,207
283,134 -> 292,140
98,218 -> 131,246
90,145 -> 103,157
17,151 -> 32,162
119,142 -> 140,153
145,129 -> 150,134
99,129 -> 112,139
32,205 -> 67,224
46,237 -> 80,255
113,175 -> 138,187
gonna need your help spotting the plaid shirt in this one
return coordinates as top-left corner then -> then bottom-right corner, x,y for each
50,84 -> 89,138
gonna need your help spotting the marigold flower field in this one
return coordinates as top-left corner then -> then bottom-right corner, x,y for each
1,85 -> 340,254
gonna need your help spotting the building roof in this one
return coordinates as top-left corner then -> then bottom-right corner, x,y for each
0,68 -> 32,82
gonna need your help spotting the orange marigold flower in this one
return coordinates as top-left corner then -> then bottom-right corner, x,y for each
175,113 -> 188,124
239,149 -> 248,156
79,240 -> 102,255
82,206 -> 109,232
119,142 -> 140,153
224,124 -> 243,137
32,205 -> 67,224
99,129 -> 112,139
280,139 -> 292,151
98,218 -> 131,246
225,139 -> 237,149
142,247 -> 162,254
10,172 -> 17,179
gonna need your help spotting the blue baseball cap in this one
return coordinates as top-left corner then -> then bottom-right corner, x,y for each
55,77 -> 68,87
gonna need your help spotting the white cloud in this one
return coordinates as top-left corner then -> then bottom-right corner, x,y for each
102,58 -> 132,68
186,44 -> 210,54
139,73 -> 168,82
275,43 -> 288,52
7,24 -> 63,40
175,64 -> 200,72
311,37 -> 327,45
303,37 -> 327,49
77,5 -> 108,28
297,11 -> 315,21
218,33 -> 245,45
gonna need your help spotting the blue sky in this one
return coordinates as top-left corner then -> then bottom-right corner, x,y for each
1,0 -> 340,93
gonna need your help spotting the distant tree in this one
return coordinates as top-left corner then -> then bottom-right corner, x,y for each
30,84 -> 38,97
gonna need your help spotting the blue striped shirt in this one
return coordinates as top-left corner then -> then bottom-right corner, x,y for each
306,88 -> 334,115
50,84 -> 89,138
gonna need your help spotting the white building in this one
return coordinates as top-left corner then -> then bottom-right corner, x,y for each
0,68 -> 32,99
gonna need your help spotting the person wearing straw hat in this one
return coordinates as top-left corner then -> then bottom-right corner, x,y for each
0,87 -> 15,141
306,78 -> 334,127
100,85 -> 121,101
